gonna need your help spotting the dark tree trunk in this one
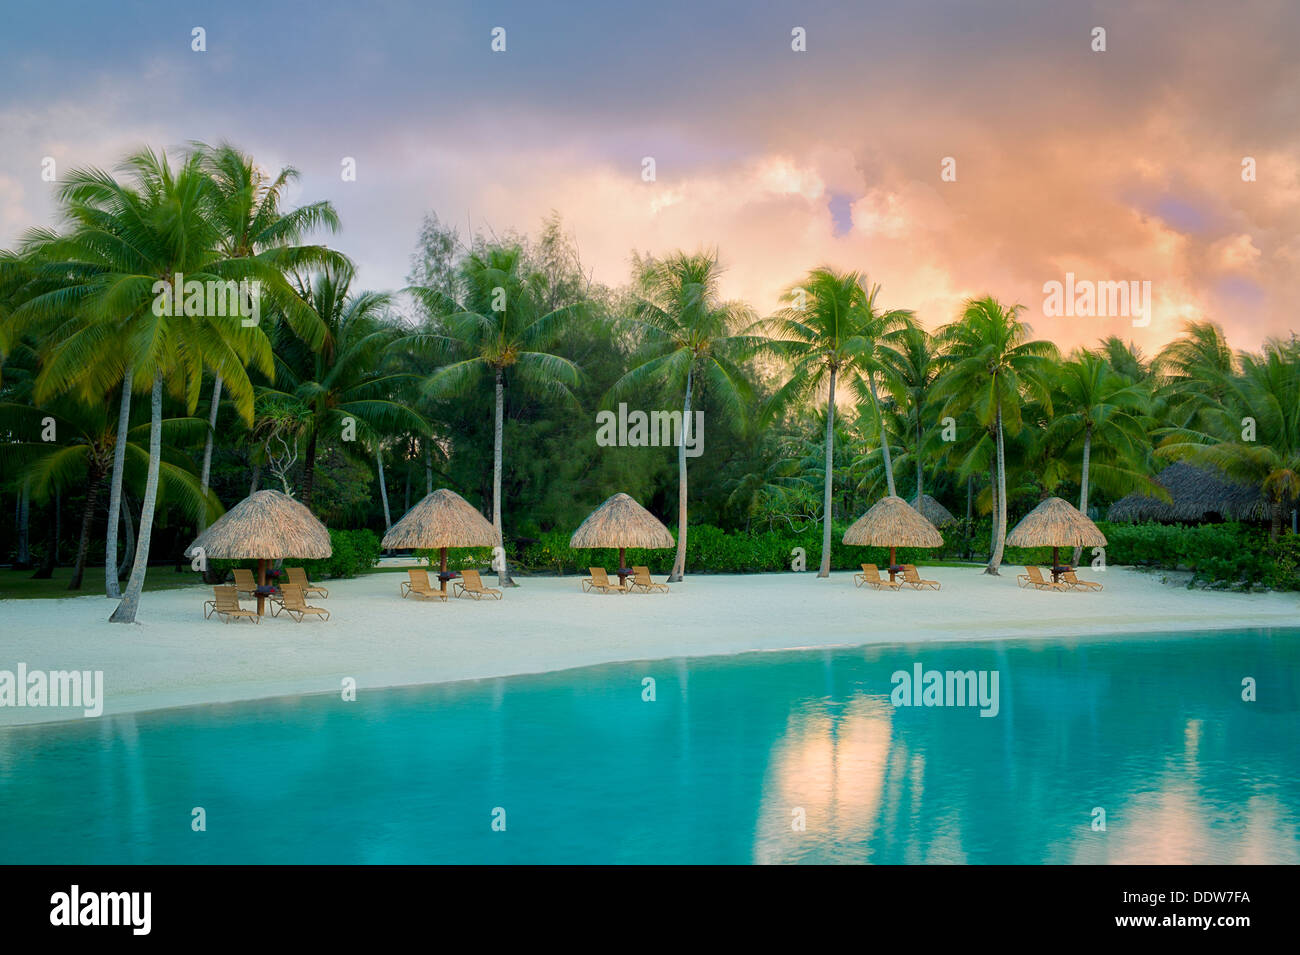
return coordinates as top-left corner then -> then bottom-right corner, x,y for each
300,427 -> 319,510
15,482 -> 31,568
69,466 -> 106,589
32,495 -> 59,579
404,452 -> 411,514
965,476 -> 974,560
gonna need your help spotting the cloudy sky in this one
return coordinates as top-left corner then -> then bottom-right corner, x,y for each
2,0 -> 1297,352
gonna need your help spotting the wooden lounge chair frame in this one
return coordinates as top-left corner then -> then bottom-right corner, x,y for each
1017,566 -> 1068,591
854,563 -> 902,591
581,567 -> 628,594
1061,569 -> 1103,591
401,567 -> 448,601
231,567 -> 258,598
204,585 -> 260,624
272,583 -> 331,622
629,565 -> 668,594
901,564 -> 940,591
454,568 -> 503,600
286,566 -> 328,598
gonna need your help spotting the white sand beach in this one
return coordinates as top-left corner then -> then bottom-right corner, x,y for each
1,566 -> 1296,726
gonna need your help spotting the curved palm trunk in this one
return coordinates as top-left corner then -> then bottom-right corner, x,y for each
104,367 -> 133,597
376,445 -> 392,531
1270,499 -> 1283,539
868,375 -> 897,497
492,370 -> 514,586
1072,425 -> 1092,565
111,372 -> 163,624
425,444 -> 434,496
818,366 -> 838,577
987,404 -> 1008,575
197,374 -> 222,533
669,368 -> 693,582
988,457 -> 997,559
68,464 -> 106,590
118,495 -> 135,575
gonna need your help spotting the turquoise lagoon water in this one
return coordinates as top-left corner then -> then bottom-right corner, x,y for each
1,629 -> 1297,864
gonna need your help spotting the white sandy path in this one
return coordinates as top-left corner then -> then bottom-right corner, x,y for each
0,566 -> 1296,726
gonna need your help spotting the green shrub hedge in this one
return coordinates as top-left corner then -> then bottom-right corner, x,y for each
211,528 -> 382,581
517,523 -> 973,577
1093,521 -> 1291,589
302,529 -> 382,579
504,520 -> 1296,590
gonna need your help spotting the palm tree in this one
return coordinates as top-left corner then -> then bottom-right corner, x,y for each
1159,339 -> 1299,538
1157,320 -> 1237,431
1044,351 -> 1153,562
411,245 -> 585,585
881,325 -> 943,502
194,143 -> 338,530
933,297 -> 1058,574
607,250 -> 756,581
0,398 -> 212,588
267,262 -> 427,508
14,148 -> 273,621
767,269 -> 912,576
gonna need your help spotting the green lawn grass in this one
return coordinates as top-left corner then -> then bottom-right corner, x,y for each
0,567 -> 203,600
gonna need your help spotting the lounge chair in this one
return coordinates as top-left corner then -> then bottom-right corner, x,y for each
272,584 -> 331,622
1017,566 -> 1068,591
854,563 -> 902,590
204,585 -> 260,624
629,565 -> 668,593
231,567 -> 258,598
901,564 -> 940,590
581,567 -> 628,594
400,568 -> 448,601
1062,569 -> 1103,591
286,566 -> 328,598
453,568 -> 503,601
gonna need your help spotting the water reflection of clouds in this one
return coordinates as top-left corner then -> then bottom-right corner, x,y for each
753,693 -> 894,864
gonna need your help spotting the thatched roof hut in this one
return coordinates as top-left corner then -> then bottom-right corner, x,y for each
382,488 -> 496,550
1106,462 -> 1266,524
843,496 -> 943,548
911,493 -> 956,528
187,489 -> 331,560
382,488 -> 497,592
570,493 -> 674,549
1007,497 -> 1107,548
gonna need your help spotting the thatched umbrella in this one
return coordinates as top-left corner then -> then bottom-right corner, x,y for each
1007,496 -> 1107,581
842,495 -> 943,581
910,493 -> 956,529
570,492 -> 674,586
382,489 -> 497,592
1107,462 -> 1266,524
187,489 -> 331,614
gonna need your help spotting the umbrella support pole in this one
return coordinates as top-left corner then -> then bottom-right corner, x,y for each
440,547 -> 448,594
617,547 -> 628,588
256,558 -> 267,615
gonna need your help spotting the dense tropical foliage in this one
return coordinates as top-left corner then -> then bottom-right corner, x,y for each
2,144 -> 1297,616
